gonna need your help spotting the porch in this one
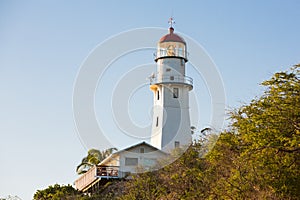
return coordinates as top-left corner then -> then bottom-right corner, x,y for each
75,165 -> 119,192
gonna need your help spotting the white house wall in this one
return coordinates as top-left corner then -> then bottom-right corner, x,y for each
117,144 -> 165,177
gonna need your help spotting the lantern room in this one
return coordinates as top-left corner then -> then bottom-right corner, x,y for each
154,27 -> 187,62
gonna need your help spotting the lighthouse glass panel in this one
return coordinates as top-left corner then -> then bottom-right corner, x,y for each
156,42 -> 186,59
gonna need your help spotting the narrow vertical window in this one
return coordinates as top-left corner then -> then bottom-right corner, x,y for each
173,88 -> 179,98
175,141 -> 180,148
156,117 -> 159,127
157,90 -> 160,100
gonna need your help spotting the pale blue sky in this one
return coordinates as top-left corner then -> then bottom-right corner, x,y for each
0,1 -> 299,199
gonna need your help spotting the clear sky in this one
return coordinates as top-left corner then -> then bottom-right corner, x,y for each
0,0 -> 299,199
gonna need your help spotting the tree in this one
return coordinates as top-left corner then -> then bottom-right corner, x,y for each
76,148 -> 117,174
33,184 -> 82,200
214,65 -> 300,199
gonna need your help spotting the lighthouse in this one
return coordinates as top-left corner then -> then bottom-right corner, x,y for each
150,20 -> 193,152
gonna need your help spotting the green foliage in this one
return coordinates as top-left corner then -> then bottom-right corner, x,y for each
76,148 -> 117,174
33,184 -> 82,200
227,65 -> 300,199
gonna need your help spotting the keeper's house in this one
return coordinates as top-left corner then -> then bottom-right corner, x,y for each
75,142 -> 166,192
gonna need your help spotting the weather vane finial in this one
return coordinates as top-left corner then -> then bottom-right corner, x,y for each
168,17 -> 175,28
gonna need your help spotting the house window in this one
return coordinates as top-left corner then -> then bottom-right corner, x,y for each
125,157 -> 138,166
170,76 -> 174,81
173,88 -> 179,98
156,117 -> 159,127
175,141 -> 180,148
157,90 -> 159,100
140,148 -> 145,153
166,68 -> 171,72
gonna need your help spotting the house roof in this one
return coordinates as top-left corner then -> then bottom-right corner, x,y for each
98,141 -> 167,166
115,141 -> 163,153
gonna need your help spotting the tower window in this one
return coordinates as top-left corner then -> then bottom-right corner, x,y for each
157,90 -> 160,100
156,117 -> 159,127
173,88 -> 179,98
175,141 -> 180,148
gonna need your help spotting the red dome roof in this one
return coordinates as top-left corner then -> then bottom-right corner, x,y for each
159,27 -> 186,44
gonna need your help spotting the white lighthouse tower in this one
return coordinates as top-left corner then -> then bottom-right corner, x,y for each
150,21 -> 193,152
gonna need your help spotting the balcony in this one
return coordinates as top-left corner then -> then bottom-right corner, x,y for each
150,75 -> 193,88
75,165 -> 119,191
